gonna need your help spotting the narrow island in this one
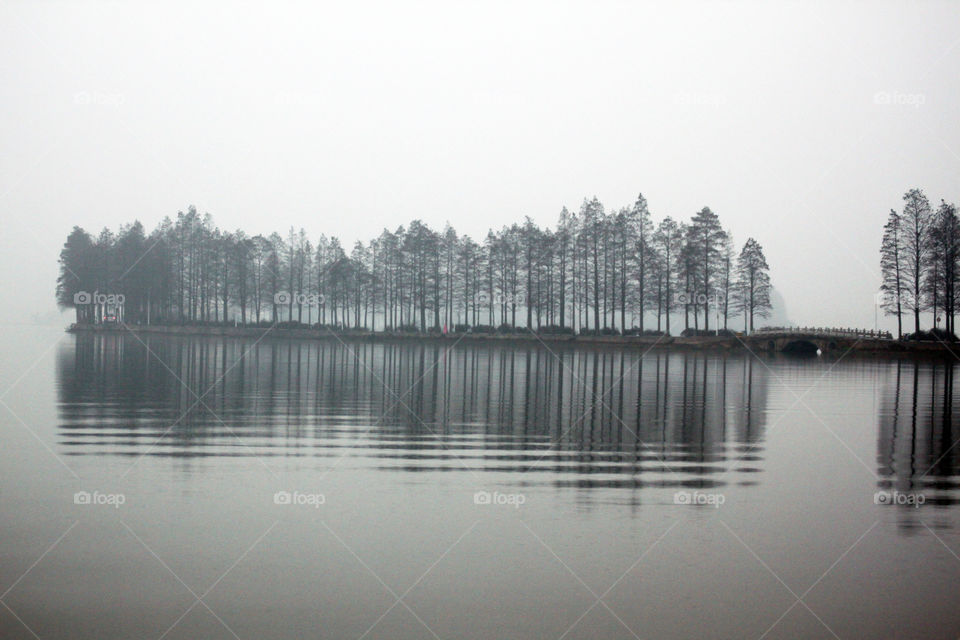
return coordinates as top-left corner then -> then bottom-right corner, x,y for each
57,188 -> 959,357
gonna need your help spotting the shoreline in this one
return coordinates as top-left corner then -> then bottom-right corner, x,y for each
65,323 -> 958,358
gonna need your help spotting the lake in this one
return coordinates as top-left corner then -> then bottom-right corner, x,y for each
1,327 -> 959,639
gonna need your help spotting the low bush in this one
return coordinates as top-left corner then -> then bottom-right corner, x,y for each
680,328 -> 721,337
537,325 -> 575,336
904,328 -> 958,342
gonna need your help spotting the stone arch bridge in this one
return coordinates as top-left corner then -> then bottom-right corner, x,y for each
743,328 -> 892,354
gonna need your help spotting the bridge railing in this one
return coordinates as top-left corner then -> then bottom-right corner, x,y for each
753,326 -> 893,340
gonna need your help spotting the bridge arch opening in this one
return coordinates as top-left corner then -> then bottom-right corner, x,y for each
781,340 -> 819,355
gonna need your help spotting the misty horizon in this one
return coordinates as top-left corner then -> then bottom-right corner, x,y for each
2,1 -> 959,329
3,4 -> 960,639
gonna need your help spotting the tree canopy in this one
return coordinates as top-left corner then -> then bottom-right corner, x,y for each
880,188 -> 960,337
58,196 -> 773,335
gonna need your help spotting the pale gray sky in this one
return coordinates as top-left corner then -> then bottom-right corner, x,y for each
2,0 -> 958,328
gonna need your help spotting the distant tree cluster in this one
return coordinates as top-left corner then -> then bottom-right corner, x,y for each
57,196 -> 773,334
880,188 -> 960,338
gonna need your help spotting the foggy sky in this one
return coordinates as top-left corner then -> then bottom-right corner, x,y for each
2,0 -> 959,329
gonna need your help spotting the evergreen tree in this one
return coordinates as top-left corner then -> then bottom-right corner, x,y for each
734,238 -> 772,333
879,210 -> 905,337
899,188 -> 933,335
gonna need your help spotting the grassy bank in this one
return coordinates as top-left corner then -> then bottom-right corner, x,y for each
65,323 -> 959,358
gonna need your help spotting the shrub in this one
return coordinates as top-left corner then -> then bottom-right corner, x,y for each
538,325 -> 575,336
905,328 -> 958,342
930,328 -> 958,341
680,328 -> 721,337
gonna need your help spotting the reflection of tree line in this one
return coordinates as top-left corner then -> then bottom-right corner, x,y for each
879,361 -> 960,505
58,335 -> 769,465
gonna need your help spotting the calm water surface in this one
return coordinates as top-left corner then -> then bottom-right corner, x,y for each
1,327 -> 959,639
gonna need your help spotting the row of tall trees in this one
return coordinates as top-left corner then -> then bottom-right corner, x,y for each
880,188 -> 960,337
57,196 -> 773,333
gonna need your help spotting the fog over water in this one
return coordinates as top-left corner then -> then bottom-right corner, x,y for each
4,3 -> 960,639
